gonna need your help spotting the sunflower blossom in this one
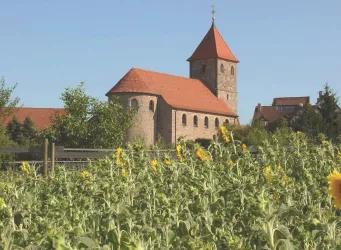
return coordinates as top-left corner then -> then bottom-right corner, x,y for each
164,159 -> 171,165
264,167 -> 272,181
176,145 -> 184,162
273,191 -> 280,203
81,170 -> 89,179
276,164 -> 281,173
196,147 -> 208,161
228,159 -> 233,165
327,169 -> 341,209
242,144 -> 247,152
338,151 -> 341,161
283,175 -> 288,185
219,126 -> 230,143
116,148 -> 125,167
21,162 -> 30,175
151,159 -> 158,171
121,169 -> 128,177
322,140 -> 328,146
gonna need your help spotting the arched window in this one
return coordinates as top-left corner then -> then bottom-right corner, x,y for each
149,100 -> 154,112
204,117 -> 209,128
193,115 -> 198,127
231,66 -> 235,75
182,114 -> 187,126
201,64 -> 206,73
215,118 -> 219,128
224,119 -> 229,125
226,94 -> 229,100
220,63 -> 225,73
131,99 -> 138,108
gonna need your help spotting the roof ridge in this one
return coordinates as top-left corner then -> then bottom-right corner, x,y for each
274,96 -> 310,99
12,107 -> 64,110
132,67 -> 201,82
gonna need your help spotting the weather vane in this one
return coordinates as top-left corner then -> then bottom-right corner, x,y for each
211,4 -> 216,23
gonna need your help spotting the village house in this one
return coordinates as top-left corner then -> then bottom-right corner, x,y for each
252,96 -> 309,126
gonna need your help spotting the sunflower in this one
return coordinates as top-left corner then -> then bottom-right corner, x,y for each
338,151 -> 341,161
176,145 -> 184,162
121,169 -> 128,177
196,147 -> 208,161
21,162 -> 30,175
327,169 -> 341,209
164,159 -> 171,165
228,159 -> 233,165
219,126 -> 230,143
283,175 -> 288,185
264,167 -> 272,181
151,159 -> 158,171
81,170 -> 89,179
116,148 -> 125,167
273,191 -> 280,203
242,144 -> 247,152
276,164 -> 281,173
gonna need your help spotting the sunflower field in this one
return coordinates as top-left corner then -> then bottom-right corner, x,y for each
1,130 -> 341,249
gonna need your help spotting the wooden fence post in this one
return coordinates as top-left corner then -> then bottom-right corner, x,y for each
43,139 -> 48,176
51,143 -> 55,174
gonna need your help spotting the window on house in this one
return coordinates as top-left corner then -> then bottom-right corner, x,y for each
220,63 -> 225,73
204,117 -> 209,128
149,100 -> 154,112
193,115 -> 198,127
131,99 -> 138,108
226,94 -> 229,100
201,64 -> 206,73
215,118 -> 219,128
182,114 -> 187,126
231,66 -> 235,75
224,119 -> 229,125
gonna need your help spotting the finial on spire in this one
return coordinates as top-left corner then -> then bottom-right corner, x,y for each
211,4 -> 215,25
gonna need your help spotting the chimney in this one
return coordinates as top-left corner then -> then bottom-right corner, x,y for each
257,103 -> 261,112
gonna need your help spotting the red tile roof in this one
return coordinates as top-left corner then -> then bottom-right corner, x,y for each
2,108 -> 65,130
106,68 -> 238,117
187,23 -> 239,62
272,97 -> 309,106
253,106 -> 299,123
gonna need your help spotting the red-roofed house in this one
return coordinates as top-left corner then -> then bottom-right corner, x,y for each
3,108 -> 65,130
253,97 -> 310,126
106,19 -> 239,145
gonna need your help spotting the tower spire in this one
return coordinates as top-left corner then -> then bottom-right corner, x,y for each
211,4 -> 215,25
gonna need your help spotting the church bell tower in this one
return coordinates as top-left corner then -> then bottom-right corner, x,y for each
187,6 -> 239,114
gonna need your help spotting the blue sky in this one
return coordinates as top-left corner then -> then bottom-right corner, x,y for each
1,0 -> 340,124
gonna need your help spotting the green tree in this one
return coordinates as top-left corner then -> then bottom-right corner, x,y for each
0,77 -> 20,126
6,116 -> 22,143
21,117 -> 37,145
292,104 -> 323,139
317,84 -> 341,141
52,82 -> 136,148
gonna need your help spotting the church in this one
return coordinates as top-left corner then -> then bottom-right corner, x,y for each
106,16 -> 240,145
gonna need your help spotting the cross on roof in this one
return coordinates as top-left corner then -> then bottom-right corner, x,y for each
211,4 -> 216,23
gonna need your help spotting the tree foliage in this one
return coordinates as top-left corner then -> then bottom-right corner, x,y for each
0,77 -> 20,126
316,84 -> 341,141
51,82 -> 136,148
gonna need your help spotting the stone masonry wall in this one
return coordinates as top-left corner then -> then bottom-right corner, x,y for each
171,109 -> 237,144
217,59 -> 238,114
157,98 -> 173,143
190,59 -> 217,94
109,93 -> 158,145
